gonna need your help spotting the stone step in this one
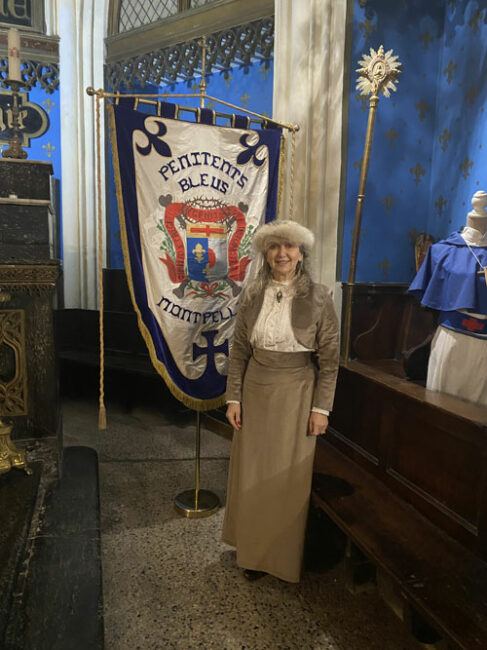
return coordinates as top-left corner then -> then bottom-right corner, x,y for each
4,446 -> 103,650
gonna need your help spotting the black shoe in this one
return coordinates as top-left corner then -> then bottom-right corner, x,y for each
243,569 -> 267,581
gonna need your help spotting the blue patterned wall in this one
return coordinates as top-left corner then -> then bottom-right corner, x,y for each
108,61 -> 274,268
342,0 -> 487,283
26,85 -> 61,178
430,1 -> 487,239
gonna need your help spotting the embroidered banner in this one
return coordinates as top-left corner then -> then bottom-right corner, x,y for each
109,102 -> 282,409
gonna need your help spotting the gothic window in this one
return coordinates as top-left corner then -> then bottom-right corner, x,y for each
115,0 -> 216,34
106,0 -> 273,89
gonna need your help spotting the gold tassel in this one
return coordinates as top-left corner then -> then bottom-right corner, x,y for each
98,403 -> 107,430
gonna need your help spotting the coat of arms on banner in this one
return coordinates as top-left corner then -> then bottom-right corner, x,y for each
110,104 -> 281,408
157,196 -> 253,300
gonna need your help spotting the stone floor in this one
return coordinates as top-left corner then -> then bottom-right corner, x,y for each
62,396 -> 419,650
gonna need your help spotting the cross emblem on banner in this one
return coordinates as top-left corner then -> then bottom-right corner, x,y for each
193,330 -> 229,376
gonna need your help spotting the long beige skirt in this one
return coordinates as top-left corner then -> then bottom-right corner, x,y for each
222,349 -> 316,583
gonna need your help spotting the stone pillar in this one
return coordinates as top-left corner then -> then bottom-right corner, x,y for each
0,159 -> 60,454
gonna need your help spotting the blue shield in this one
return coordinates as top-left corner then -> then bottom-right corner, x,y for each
186,223 -> 228,282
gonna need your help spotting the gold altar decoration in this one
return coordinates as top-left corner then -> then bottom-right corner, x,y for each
0,309 -> 30,475
1,80 -> 28,160
3,31 -> 28,159
342,46 -> 402,360
0,420 -> 31,474
0,261 -> 57,475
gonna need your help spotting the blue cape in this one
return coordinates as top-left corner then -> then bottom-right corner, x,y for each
409,231 -> 487,314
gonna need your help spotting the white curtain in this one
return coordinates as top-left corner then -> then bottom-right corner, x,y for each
273,0 -> 347,291
59,0 -> 109,308
44,0 -> 57,34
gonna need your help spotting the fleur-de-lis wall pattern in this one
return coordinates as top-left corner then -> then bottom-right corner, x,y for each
342,0 -> 487,283
384,127 -> 399,147
419,31 -> 434,51
435,195 -> 447,216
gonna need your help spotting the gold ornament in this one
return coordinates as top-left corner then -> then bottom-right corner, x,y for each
356,45 -> 402,97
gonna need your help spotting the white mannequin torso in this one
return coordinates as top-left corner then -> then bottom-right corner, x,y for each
464,189 -> 487,237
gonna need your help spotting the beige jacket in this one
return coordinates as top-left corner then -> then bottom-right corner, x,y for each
225,282 -> 340,411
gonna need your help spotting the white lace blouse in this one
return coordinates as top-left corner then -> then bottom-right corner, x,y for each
250,279 -> 311,351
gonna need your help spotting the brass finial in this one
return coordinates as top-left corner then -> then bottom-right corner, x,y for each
197,36 -> 208,109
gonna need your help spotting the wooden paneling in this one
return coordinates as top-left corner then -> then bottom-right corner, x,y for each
386,405 -> 484,534
330,368 -> 381,464
329,360 -> 487,557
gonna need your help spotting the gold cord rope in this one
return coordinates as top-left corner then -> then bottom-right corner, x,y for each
276,134 -> 286,220
289,128 -> 296,221
96,93 -> 107,429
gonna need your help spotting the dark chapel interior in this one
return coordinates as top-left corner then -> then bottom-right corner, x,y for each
1,1 -> 487,649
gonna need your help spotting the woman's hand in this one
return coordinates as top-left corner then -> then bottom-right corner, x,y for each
226,402 -> 242,430
308,412 -> 328,436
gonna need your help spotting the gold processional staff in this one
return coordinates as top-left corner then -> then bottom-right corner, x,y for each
342,45 -> 402,361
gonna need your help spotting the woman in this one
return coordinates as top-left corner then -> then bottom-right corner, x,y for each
222,219 -> 339,583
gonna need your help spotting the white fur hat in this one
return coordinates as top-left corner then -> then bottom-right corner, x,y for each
252,220 -> 315,255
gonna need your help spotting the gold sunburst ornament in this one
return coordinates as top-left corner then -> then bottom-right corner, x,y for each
356,45 -> 402,97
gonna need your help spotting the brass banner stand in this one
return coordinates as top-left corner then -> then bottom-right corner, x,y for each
173,40 -> 219,518
174,410 -> 220,518
342,46 -> 402,360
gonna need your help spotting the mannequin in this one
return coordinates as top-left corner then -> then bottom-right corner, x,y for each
409,191 -> 487,407
466,190 -> 487,235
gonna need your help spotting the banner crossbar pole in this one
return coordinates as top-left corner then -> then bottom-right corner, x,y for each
86,87 -> 299,133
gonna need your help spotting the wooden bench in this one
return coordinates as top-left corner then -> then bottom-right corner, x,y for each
313,435 -> 487,649
313,283 -> 487,647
